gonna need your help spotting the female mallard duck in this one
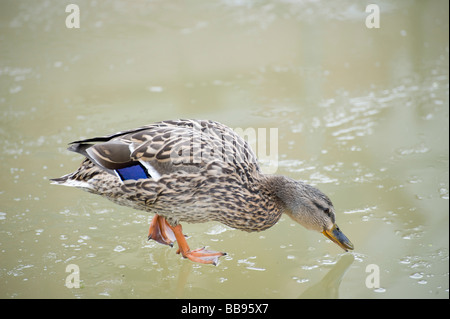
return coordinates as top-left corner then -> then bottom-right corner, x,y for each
51,119 -> 353,265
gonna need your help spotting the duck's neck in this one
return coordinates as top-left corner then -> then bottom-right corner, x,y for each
262,175 -> 299,210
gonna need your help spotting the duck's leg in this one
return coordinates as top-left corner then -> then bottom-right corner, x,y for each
148,214 -> 176,246
169,224 -> 226,265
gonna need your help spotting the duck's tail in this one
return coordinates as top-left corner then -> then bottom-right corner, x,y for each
50,172 -> 95,190
50,158 -> 98,190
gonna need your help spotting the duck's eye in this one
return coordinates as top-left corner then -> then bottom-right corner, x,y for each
323,207 -> 335,223
314,202 -> 331,216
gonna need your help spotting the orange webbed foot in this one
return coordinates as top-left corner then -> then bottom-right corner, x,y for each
170,224 -> 226,265
148,214 -> 176,246
177,247 -> 227,265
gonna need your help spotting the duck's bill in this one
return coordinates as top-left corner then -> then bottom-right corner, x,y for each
322,224 -> 354,252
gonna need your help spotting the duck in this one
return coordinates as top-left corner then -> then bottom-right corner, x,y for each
51,119 -> 353,265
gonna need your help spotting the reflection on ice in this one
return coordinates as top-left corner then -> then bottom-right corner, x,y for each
299,253 -> 354,299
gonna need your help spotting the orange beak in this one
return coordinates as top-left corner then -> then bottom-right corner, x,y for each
322,224 -> 354,252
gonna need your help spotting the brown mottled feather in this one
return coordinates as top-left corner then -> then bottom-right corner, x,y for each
51,119 -> 353,253
51,119 -> 281,231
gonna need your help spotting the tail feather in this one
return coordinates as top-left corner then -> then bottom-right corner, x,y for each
50,174 -> 70,185
50,174 -> 94,189
50,159 -> 98,190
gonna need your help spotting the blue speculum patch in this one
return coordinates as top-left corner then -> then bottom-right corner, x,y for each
116,163 -> 149,181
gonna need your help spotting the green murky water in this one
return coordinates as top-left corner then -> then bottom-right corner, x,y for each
0,0 -> 448,298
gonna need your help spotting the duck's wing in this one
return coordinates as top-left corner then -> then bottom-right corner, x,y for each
67,119 -> 261,181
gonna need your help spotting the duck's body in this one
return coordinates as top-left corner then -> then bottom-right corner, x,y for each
52,119 -> 353,264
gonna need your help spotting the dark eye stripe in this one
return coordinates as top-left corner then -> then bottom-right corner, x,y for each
314,202 -> 327,213
314,202 -> 335,223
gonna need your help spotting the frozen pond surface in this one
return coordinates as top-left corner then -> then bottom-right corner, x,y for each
0,0 -> 448,298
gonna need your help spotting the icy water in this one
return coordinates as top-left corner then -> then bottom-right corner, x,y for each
0,0 -> 448,299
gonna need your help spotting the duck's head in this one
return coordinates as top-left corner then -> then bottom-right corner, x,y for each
272,176 -> 354,251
